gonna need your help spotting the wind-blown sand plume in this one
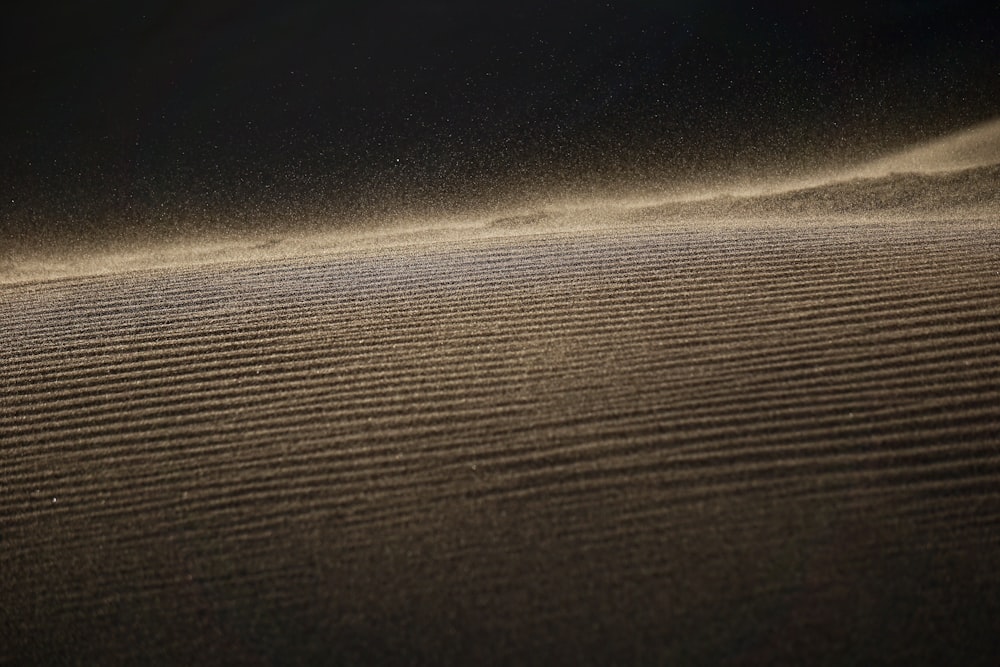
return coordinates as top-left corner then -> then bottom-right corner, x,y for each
2,119 -> 1000,663
628,163 -> 1000,225
854,116 -> 1000,177
670,116 -> 1000,202
4,118 -> 999,287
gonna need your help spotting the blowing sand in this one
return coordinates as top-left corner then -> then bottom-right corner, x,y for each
3,216 -> 1000,663
4,118 -> 1000,288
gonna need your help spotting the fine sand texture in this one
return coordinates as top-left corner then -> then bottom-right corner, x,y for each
3,217 -> 1000,664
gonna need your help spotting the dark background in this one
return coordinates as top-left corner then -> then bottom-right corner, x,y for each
2,0 -> 998,246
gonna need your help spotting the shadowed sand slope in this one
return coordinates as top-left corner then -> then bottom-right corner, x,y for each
2,221 -> 1000,664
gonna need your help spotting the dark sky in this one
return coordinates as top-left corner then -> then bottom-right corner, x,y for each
2,0 -> 998,243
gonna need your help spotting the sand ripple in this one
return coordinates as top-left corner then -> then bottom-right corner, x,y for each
2,221 -> 999,663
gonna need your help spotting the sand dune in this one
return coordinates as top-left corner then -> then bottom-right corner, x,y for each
3,217 -> 1000,663
3,120 -> 1000,662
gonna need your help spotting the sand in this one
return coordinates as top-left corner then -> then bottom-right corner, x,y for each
2,120 -> 1000,662
5,118 -> 1000,288
3,216 -> 1000,664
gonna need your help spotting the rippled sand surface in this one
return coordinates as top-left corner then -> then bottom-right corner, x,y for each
3,216 -> 999,663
